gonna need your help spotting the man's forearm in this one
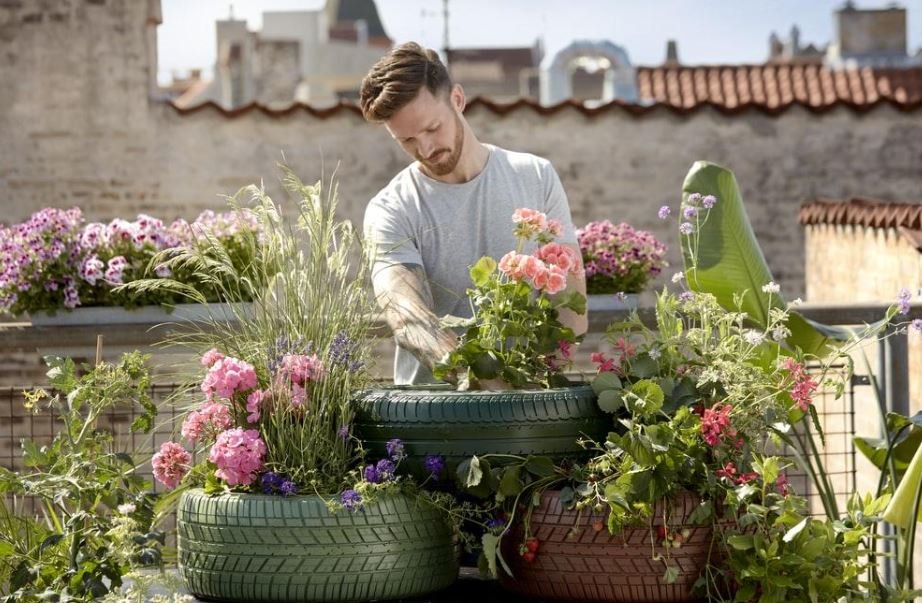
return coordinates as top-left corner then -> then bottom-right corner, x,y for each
374,264 -> 458,370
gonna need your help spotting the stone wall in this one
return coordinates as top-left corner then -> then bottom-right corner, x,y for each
3,3 -> 922,303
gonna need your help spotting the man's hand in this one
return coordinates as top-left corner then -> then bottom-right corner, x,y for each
372,263 -> 460,374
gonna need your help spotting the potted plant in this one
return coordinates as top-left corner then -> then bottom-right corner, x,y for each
354,208 -> 610,480
145,170 -> 459,602
0,207 -> 262,325
471,180 -> 899,602
576,220 -> 666,311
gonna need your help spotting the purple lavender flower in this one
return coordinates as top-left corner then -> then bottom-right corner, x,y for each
375,459 -> 396,481
329,330 -> 363,370
898,288 -> 912,316
679,222 -> 694,235
340,489 -> 362,512
912,319 -> 922,331
363,464 -> 379,483
679,291 -> 695,303
279,480 -> 298,496
385,438 -> 405,460
657,206 -> 671,220
683,206 -> 698,219
423,455 -> 445,479
337,425 -> 350,441
702,195 -> 717,209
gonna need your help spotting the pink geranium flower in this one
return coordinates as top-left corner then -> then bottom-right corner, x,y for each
152,441 -> 192,489
201,356 -> 258,399
208,428 -> 267,487
181,401 -> 233,443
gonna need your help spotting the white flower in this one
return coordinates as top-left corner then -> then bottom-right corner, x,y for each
772,325 -> 791,341
789,297 -> 803,307
743,330 -> 765,346
648,347 -> 662,360
117,503 -> 136,515
762,281 -> 780,294
671,271 -> 684,284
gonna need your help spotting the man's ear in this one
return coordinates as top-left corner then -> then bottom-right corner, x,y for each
450,83 -> 466,113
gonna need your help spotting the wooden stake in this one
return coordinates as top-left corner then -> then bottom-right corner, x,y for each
95,334 -> 103,367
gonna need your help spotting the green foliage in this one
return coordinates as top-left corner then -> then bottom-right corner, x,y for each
0,353 -> 163,602
433,209 -> 584,389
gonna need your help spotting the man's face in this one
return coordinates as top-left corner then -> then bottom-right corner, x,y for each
385,87 -> 464,177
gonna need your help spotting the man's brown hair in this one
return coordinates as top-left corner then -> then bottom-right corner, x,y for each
360,42 -> 452,123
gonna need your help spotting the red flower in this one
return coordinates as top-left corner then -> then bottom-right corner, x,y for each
591,352 -> 618,373
700,403 -> 735,446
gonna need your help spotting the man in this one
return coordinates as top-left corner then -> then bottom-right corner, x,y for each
360,42 -> 587,386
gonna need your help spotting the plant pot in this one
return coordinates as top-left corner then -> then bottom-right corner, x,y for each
587,293 -> 639,312
177,489 -> 459,602
353,384 -> 608,479
28,302 -> 252,326
500,489 -> 712,603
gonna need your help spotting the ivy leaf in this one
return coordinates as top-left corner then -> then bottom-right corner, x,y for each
470,256 -> 497,287
457,456 -> 484,488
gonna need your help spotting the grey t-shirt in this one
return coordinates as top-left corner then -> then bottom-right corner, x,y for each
364,144 -> 577,384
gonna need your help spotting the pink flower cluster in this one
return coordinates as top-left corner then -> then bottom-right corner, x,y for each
576,220 -> 666,294
715,461 -> 758,485
152,441 -> 192,489
499,243 -> 581,295
201,356 -> 258,399
246,389 -> 266,423
700,403 -> 737,446
782,358 -> 818,411
181,401 -> 234,443
277,354 -> 326,408
512,208 -> 562,238
208,428 -> 267,486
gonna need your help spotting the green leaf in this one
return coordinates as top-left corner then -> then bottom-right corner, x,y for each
627,379 -> 664,416
663,564 -> 681,584
499,467 -> 524,497
681,161 -> 845,356
44,356 -> 77,392
524,456 -> 556,477
727,534 -> 755,550
470,256 -> 497,287
591,371 -> 622,395
439,314 -> 477,329
782,517 -> 808,543
555,290 -> 587,315
457,456 -> 484,488
629,355 -> 659,379
471,351 -> 502,380
597,389 -> 624,414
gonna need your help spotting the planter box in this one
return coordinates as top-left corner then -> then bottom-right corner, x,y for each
28,303 -> 252,326
177,489 -> 458,602
587,293 -> 640,312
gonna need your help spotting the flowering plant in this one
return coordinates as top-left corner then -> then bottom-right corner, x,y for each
0,207 -> 262,317
577,220 -> 666,294
145,169 -> 454,515
433,208 -> 586,389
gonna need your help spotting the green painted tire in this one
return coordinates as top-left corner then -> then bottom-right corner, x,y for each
177,489 -> 459,602
354,384 -> 608,476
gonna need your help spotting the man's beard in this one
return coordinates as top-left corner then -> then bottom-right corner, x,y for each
418,113 -> 465,177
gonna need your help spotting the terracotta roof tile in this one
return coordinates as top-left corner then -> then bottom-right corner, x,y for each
636,64 -> 922,110
799,198 -> 922,229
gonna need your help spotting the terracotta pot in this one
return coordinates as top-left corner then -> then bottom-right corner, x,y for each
500,489 -> 713,603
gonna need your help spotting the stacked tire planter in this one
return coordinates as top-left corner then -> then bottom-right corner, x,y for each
500,489 -> 713,603
353,384 -> 611,479
177,489 -> 459,602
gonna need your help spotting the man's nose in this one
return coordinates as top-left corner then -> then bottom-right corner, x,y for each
418,135 -> 437,159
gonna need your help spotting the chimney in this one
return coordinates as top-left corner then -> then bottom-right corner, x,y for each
664,39 -> 680,66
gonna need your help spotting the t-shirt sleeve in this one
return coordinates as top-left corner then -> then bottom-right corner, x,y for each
542,161 -> 578,246
363,196 -> 423,276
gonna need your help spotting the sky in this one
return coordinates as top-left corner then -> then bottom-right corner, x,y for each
158,0 -> 922,84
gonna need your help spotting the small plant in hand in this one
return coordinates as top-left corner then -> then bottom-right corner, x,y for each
0,352 -> 164,602
433,207 -> 586,389
577,220 -> 666,295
